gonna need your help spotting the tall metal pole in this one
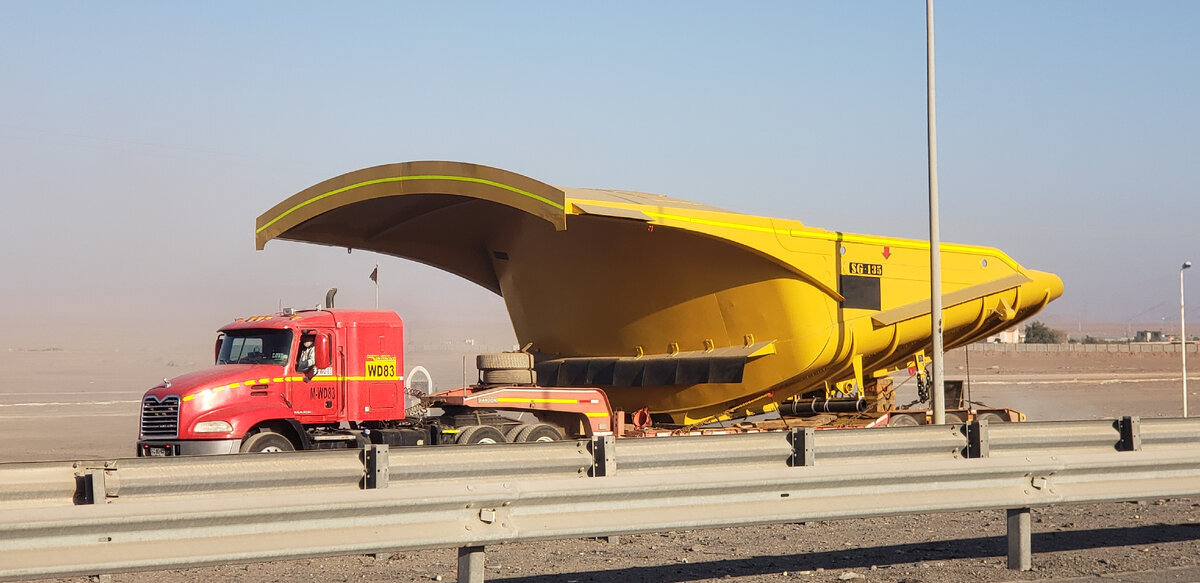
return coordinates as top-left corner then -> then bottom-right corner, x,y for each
1183,261 -> 1192,417
927,0 -> 946,424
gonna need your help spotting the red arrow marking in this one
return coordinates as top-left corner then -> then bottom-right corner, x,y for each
882,246 -> 891,259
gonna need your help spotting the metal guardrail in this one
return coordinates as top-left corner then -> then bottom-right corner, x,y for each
613,432 -> 791,473
986,419 -> 1129,456
810,423 -> 968,463
1,417 -> 1198,582
0,461 -> 79,508
967,342 -> 1198,353
390,440 -> 593,482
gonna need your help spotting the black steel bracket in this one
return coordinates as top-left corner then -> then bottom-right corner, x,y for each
74,467 -> 108,505
589,435 -> 616,477
1116,416 -> 1142,452
788,427 -> 815,467
363,444 -> 389,489
967,420 -> 990,459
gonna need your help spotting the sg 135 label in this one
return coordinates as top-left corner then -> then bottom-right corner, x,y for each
848,262 -> 883,276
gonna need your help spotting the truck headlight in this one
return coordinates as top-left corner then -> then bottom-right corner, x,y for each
193,420 -> 234,433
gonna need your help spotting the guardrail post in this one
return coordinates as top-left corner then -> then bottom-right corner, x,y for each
787,427 -> 815,467
457,545 -> 485,583
1117,416 -> 1141,451
588,436 -> 620,543
76,468 -> 112,581
1006,507 -> 1032,570
363,444 -> 390,561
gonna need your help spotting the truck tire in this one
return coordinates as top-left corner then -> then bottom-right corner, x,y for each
480,368 -> 536,385
504,424 -> 528,443
456,425 -> 508,444
977,411 -> 1009,424
944,411 -> 968,424
516,423 -> 563,443
476,352 -> 534,370
240,430 -> 295,453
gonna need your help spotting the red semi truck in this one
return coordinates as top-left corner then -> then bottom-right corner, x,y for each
136,307 -> 620,455
137,307 -> 1018,456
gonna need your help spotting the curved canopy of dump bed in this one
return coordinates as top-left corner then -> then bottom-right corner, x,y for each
257,161 -> 1063,423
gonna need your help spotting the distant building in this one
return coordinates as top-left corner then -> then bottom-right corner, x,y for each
985,326 -> 1024,344
1133,330 -> 1166,342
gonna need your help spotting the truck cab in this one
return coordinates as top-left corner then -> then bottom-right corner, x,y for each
137,309 -> 416,456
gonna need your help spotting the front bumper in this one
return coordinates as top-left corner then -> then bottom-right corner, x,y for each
136,439 -> 240,457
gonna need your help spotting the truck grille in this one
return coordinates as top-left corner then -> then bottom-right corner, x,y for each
140,395 -> 180,438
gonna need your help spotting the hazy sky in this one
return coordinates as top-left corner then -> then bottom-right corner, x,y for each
2,1 -> 1197,345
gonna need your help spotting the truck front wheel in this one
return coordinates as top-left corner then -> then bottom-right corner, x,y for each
240,430 -> 296,453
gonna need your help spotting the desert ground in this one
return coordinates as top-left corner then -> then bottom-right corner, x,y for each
2,346 -> 1198,582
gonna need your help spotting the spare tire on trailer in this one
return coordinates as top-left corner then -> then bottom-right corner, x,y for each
480,368 -> 537,385
476,352 -> 535,370
456,425 -> 508,444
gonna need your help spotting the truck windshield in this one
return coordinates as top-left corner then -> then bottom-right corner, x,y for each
217,330 -> 293,366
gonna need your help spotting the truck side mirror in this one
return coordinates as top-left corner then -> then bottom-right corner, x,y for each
214,334 -> 224,364
314,335 -> 331,370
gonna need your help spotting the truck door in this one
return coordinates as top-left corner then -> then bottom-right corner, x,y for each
290,331 -> 342,421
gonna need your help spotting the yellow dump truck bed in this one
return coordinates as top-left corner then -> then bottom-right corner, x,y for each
257,161 -> 1063,424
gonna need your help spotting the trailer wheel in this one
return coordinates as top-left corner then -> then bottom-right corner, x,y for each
944,411 -> 968,424
480,368 -> 537,385
886,414 -> 921,427
240,430 -> 295,453
516,423 -> 563,443
504,424 -> 528,442
977,411 -> 1009,424
456,425 -> 508,445
476,352 -> 534,370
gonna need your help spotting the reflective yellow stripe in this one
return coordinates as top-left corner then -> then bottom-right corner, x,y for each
642,210 -> 776,234
496,397 -> 578,404
584,412 -> 609,417
179,374 -> 404,402
257,174 -> 565,235
639,209 -> 1019,270
796,229 -> 1015,263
